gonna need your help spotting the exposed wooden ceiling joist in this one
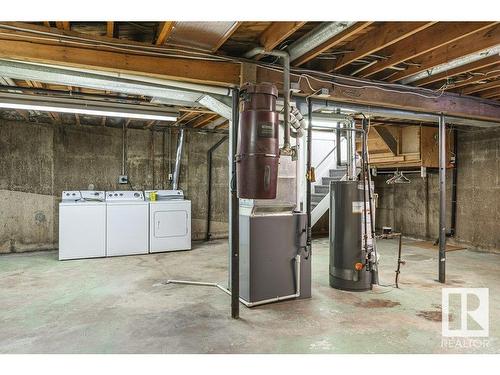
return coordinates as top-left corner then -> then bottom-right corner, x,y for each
55,21 -> 70,31
332,22 -> 436,72
358,22 -> 497,78
192,113 -> 218,128
387,23 -> 500,83
292,22 -> 373,67
156,21 -> 175,46
479,86 -> 500,99
106,22 -> 114,38
411,54 -> 500,87
461,79 -> 500,95
1,22 -> 165,51
212,22 -> 241,52
260,22 -> 306,52
172,112 -> 194,127
447,64 -> 500,90
25,80 -> 43,88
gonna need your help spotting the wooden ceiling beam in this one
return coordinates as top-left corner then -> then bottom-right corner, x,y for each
155,21 -> 175,46
106,22 -> 114,38
387,23 -> 500,83
212,22 -> 241,52
43,21 -> 51,28
0,38 -> 240,86
260,21 -> 306,52
256,66 -> 500,122
332,22 -> 436,71
292,22 -> 373,67
411,54 -> 500,87
358,22 -> 497,78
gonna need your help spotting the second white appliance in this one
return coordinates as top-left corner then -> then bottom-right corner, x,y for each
145,190 -> 191,253
106,191 -> 149,257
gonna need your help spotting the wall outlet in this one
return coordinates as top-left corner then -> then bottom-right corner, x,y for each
118,175 -> 128,184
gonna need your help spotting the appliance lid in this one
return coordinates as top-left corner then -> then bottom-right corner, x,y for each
145,189 -> 184,201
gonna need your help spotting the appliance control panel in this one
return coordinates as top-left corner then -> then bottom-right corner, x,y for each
62,191 -> 105,202
105,191 -> 145,201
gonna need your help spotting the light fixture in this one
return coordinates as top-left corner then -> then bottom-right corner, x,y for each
0,102 -> 177,122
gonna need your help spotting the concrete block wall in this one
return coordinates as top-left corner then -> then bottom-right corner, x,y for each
374,127 -> 500,252
0,119 -> 229,253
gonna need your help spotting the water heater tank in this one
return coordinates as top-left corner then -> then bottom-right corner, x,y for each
236,83 -> 280,199
329,180 -> 374,291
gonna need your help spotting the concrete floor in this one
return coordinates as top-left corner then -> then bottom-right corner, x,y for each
0,238 -> 498,354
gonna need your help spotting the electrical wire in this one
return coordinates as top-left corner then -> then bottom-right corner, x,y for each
293,70 -> 450,100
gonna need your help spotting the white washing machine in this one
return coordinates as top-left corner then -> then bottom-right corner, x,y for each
59,190 -> 106,260
106,191 -> 149,257
145,190 -> 191,253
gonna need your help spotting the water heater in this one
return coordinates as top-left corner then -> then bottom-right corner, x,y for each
329,180 -> 377,291
236,82 -> 280,199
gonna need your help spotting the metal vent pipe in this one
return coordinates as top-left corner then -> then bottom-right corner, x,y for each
172,128 -> 185,190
